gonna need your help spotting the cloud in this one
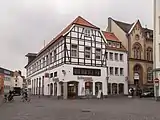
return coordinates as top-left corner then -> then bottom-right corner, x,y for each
0,0 -> 152,75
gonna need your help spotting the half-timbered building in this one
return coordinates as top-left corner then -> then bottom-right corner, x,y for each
25,16 -> 108,99
102,31 -> 128,95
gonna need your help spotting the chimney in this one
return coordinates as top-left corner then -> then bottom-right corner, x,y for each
107,17 -> 112,32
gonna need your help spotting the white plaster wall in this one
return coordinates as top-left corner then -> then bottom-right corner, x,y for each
107,50 -> 128,94
12,76 -> 23,88
63,64 -> 107,96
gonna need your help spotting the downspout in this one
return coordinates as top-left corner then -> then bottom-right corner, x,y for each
126,33 -> 130,89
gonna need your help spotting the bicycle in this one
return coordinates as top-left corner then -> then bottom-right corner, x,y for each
21,96 -> 31,102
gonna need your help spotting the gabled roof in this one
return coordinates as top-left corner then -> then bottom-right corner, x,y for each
37,16 -> 99,56
112,18 -> 134,33
102,31 -> 119,42
25,16 -> 99,68
111,18 -> 153,40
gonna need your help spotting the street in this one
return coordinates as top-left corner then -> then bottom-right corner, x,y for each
0,96 -> 160,120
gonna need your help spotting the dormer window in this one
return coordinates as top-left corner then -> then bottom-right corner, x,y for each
108,42 -> 112,47
113,42 -> 116,47
117,43 -> 120,48
84,29 -> 91,37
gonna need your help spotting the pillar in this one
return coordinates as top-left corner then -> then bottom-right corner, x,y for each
117,84 -> 119,94
111,83 -> 112,95
92,82 -> 95,96
63,82 -> 68,99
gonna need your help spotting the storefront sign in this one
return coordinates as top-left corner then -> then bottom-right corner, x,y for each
154,78 -> 159,86
77,76 -> 93,81
52,78 -> 59,82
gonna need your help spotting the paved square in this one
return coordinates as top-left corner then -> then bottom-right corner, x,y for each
0,97 -> 160,120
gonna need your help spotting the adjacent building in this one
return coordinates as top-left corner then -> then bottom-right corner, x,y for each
107,17 -> 153,89
102,31 -> 128,95
153,0 -> 160,97
0,67 -> 14,94
12,71 -> 25,95
25,16 -> 109,99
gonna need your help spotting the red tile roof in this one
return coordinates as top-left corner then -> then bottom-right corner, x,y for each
102,31 -> 119,42
102,31 -> 127,52
37,16 -> 99,56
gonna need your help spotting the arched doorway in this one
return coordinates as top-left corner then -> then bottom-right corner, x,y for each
95,82 -> 102,96
112,83 -> 117,94
67,81 -> 79,99
133,64 -> 143,87
54,82 -> 57,96
85,82 -> 93,96
50,83 -> 53,95
119,83 -> 124,94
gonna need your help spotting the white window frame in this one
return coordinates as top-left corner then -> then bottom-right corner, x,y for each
85,46 -> 91,59
84,28 -> 91,37
120,54 -> 123,61
54,49 -> 57,62
109,52 -> 113,60
115,53 -> 118,61
71,44 -> 78,57
115,67 -> 119,76
120,68 -> 124,76
95,48 -> 101,60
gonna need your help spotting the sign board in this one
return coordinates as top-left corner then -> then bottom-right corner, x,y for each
154,78 -> 159,86
77,76 -> 93,82
134,73 -> 139,79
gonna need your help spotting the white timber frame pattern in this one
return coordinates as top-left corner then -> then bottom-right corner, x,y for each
25,17 -> 108,99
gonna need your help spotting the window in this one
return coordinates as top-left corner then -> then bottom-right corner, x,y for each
147,47 -> 152,61
73,68 -> 101,76
135,34 -> 140,40
15,80 -> 17,82
54,72 -> 57,77
95,48 -> 101,59
113,42 -> 116,47
120,54 -> 123,61
43,57 -> 45,67
85,46 -> 91,59
147,68 -> 153,82
39,60 -> 41,69
71,44 -> 78,57
50,73 -> 53,78
50,52 -> 52,63
115,53 -> 118,61
108,42 -> 112,47
120,68 -> 124,76
15,84 -> 17,86
46,55 -> 49,65
117,43 -> 120,48
54,49 -> 57,61
115,67 -> 118,75
133,43 -> 142,59
106,52 -> 108,59
109,52 -> 113,60
110,67 -> 113,75
84,29 -> 91,37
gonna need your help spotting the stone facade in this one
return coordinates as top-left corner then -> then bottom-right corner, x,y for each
107,18 -> 153,89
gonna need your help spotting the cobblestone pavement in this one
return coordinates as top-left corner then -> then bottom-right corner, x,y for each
0,96 -> 160,120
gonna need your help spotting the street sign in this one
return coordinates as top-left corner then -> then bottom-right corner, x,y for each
154,78 -> 159,86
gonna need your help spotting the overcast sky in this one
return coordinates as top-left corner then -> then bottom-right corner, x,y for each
0,0 -> 153,75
